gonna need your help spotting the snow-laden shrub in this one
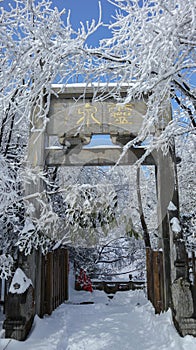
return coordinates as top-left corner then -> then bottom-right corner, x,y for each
15,218 -> 51,255
0,155 -> 19,215
23,180 -> 69,242
63,184 -> 118,247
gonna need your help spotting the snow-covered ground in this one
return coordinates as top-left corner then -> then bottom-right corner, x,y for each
1,272 -> 196,350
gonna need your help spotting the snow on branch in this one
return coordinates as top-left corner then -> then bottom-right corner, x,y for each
82,0 -> 196,149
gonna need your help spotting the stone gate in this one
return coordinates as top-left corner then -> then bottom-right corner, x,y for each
23,83 -> 196,336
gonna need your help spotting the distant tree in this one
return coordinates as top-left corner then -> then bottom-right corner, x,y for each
49,164 -> 141,246
70,236 -> 145,281
50,164 -> 147,280
61,183 -> 118,247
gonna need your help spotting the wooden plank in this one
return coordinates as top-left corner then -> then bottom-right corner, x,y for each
158,251 -> 165,312
153,251 -> 161,313
146,248 -> 151,301
192,251 -> 196,290
35,249 -> 44,317
146,249 -> 165,314
192,251 -> 196,317
39,254 -> 46,318
45,252 -> 53,315
146,248 -> 154,304
53,253 -> 57,310
64,249 -> 69,301
59,249 -> 63,305
58,249 -> 63,305
58,250 -> 60,304
153,251 -> 165,314
61,250 -> 64,303
56,252 -> 58,308
62,251 -> 65,302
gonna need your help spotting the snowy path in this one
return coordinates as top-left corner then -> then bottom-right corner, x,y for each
1,289 -> 196,350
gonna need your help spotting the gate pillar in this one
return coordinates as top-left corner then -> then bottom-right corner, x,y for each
155,147 -> 179,310
24,102 -> 48,316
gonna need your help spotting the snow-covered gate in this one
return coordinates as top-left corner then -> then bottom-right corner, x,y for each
22,83 -> 196,337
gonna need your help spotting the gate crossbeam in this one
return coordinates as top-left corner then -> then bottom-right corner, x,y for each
45,146 -> 156,167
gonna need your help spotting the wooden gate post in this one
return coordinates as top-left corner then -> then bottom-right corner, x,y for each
146,248 -> 154,305
146,248 -> 164,314
153,251 -> 164,313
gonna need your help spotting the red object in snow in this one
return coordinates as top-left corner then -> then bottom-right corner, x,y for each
77,269 -> 93,293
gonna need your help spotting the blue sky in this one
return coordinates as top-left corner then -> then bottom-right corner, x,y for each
54,0 -> 115,24
52,0 -> 116,46
1,0 -> 116,46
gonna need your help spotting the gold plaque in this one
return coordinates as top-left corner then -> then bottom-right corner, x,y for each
77,103 -> 101,127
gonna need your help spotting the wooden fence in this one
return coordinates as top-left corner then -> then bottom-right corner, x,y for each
39,248 -> 69,317
0,278 -> 9,313
146,248 -> 165,314
188,251 -> 196,317
188,251 -> 196,288
92,280 -> 145,294
0,248 -> 69,318
146,249 -> 196,315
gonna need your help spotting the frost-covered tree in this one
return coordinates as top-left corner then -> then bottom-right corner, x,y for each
0,0 -> 101,127
83,0 -> 195,151
0,0 -> 102,278
79,0 -> 196,254
59,184 -> 118,247
49,164 -> 146,279
49,164 -> 140,245
1,0 -> 195,279
70,236 -> 145,281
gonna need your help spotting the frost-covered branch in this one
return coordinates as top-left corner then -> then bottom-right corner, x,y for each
0,0 -> 103,269
0,0 -> 102,133
82,0 -> 196,148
